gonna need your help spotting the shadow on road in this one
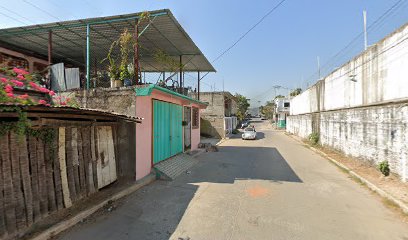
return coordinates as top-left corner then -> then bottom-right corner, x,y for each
59,145 -> 301,240
179,146 -> 302,184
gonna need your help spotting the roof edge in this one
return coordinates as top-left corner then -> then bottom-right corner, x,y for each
135,84 -> 208,106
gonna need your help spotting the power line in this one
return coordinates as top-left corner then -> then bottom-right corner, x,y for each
0,6 -> 36,25
0,11 -> 29,26
22,0 -> 62,21
302,0 -> 407,85
211,0 -> 287,64
200,0 -> 288,82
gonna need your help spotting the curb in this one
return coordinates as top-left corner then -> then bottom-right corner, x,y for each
31,174 -> 156,240
287,133 -> 408,215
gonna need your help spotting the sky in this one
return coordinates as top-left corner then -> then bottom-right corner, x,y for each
1,0 -> 408,107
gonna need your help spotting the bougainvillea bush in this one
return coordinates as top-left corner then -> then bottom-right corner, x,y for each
0,66 -> 83,108
0,67 -> 55,105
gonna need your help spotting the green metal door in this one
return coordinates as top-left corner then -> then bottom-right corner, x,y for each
153,100 -> 183,164
171,104 -> 183,155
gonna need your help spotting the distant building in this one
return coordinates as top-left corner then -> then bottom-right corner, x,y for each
274,97 -> 290,128
190,91 -> 238,138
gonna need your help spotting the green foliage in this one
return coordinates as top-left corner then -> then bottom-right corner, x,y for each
309,132 -> 319,145
290,88 -> 302,97
119,63 -> 131,81
235,93 -> 250,121
260,100 -> 275,119
232,129 -> 240,134
378,161 -> 390,176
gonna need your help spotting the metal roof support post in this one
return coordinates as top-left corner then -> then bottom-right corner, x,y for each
134,19 -> 140,85
179,55 -> 183,93
197,71 -> 200,100
86,24 -> 90,90
47,30 -> 52,89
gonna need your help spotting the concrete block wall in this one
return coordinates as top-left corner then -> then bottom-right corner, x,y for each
200,116 -> 225,139
286,114 -> 313,139
287,23 -> 408,181
319,104 -> 408,181
291,23 -> 408,115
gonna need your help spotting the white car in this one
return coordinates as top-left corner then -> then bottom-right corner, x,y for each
242,127 -> 257,140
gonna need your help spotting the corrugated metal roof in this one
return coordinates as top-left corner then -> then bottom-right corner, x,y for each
0,104 -> 143,123
0,9 -> 215,72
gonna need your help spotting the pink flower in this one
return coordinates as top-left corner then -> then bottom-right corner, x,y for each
1,78 -> 8,84
12,67 -> 29,75
38,99 -> 47,105
48,90 -> 55,96
19,94 -> 29,99
29,81 -> 40,90
39,87 -> 50,93
4,84 -> 13,93
10,80 -> 24,87
60,101 -> 67,106
17,74 -> 25,81
6,93 -> 14,98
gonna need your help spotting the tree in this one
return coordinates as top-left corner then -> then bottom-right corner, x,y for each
235,93 -> 250,121
260,101 -> 275,120
290,88 -> 302,97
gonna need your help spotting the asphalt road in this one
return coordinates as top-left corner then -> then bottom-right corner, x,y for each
59,120 -> 408,240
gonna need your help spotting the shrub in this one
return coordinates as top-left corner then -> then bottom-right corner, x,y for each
232,129 -> 240,134
378,161 -> 390,176
308,132 -> 319,145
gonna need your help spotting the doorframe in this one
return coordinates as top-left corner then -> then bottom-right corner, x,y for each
183,105 -> 192,152
151,99 -> 184,165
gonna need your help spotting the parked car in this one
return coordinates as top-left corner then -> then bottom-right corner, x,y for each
241,121 -> 249,129
242,127 -> 257,140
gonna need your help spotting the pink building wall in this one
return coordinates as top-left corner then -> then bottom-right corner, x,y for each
135,90 -> 204,180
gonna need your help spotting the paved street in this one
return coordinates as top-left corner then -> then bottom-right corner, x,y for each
59,120 -> 408,240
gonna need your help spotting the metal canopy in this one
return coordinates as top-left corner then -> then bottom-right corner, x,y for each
0,9 -> 215,72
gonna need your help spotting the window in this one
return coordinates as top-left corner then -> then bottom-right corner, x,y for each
284,102 -> 290,108
192,107 -> 199,129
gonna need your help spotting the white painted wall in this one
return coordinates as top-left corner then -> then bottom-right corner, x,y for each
291,23 -> 408,115
319,104 -> 408,182
288,23 -> 408,182
287,114 -> 313,139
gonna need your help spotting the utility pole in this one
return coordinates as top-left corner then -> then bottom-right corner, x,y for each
317,56 -> 321,80
363,10 -> 368,51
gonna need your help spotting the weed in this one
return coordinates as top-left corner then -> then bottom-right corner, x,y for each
308,132 -> 319,145
378,161 -> 390,176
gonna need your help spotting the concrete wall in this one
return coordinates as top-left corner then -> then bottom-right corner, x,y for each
200,116 -> 225,139
319,103 -> 408,181
291,23 -> 408,116
190,92 -> 238,139
64,87 -> 137,117
287,23 -> 408,181
287,114 -> 313,139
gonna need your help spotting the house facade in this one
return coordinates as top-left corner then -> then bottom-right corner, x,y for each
274,97 -> 290,128
66,85 -> 207,180
190,91 -> 238,138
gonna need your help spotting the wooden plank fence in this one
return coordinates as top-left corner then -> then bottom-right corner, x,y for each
0,126 -> 117,239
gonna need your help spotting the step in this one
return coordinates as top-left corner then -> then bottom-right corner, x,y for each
154,153 -> 199,180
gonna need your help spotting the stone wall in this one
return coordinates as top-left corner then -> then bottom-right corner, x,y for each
63,87 -> 136,117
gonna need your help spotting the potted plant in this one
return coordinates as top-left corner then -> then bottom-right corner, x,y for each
108,58 -> 121,88
118,63 -> 130,87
